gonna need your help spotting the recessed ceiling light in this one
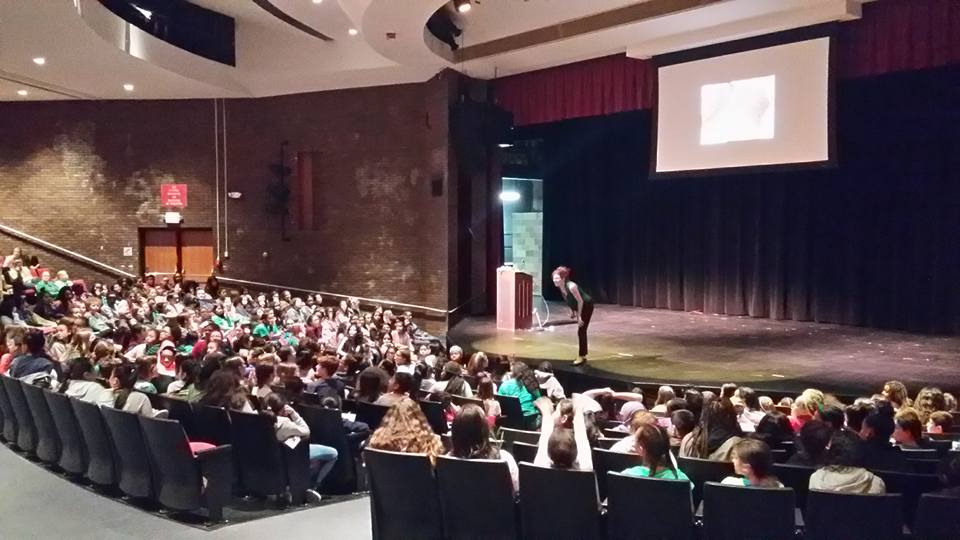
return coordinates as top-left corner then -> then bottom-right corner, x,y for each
498,143 -> 514,148
17,89 -> 28,96
455,0 -> 472,13
312,0 -> 322,3
123,83 -> 135,92
499,190 -> 521,203
348,28 -> 358,36
32,57 -> 46,65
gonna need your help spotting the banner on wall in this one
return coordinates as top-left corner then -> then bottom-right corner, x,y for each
161,184 -> 188,208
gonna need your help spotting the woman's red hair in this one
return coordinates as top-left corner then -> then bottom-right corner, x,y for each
552,266 -> 571,280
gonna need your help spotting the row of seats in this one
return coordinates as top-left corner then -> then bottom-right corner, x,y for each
365,447 -> 960,540
0,375 -> 313,521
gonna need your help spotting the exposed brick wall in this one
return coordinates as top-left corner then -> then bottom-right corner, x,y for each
0,74 -> 457,316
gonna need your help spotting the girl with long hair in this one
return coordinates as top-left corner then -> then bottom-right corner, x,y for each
679,398 -> 744,460
497,362 -> 542,430
109,363 -> 165,418
449,404 -> 518,492
622,423 -> 690,482
368,397 -> 444,461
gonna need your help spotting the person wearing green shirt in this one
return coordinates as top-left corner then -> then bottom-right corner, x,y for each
621,424 -> 692,486
497,362 -> 542,430
32,270 -> 63,298
253,311 -> 282,338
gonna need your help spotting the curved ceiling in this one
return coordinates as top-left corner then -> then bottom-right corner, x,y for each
0,0 -> 872,101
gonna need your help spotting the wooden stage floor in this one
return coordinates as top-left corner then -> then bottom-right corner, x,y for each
448,302 -> 960,396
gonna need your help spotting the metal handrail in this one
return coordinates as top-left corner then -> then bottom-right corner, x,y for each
0,222 -> 136,278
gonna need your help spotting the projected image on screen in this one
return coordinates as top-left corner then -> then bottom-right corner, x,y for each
700,75 -> 775,145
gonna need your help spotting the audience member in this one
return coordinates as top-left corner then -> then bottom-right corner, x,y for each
882,380 -> 911,410
260,393 -> 336,503
809,430 -> 885,494
449,404 -> 518,492
722,439 -> 783,487
650,385 -> 676,414
892,408 -> 925,449
679,398 -> 743,460
751,411 -> 793,451
533,397 -> 593,471
368,397 -> 443,461
497,362 -> 542,430
927,411 -> 953,434
787,420 -> 833,467
859,405 -> 911,472
622,423 -> 690,483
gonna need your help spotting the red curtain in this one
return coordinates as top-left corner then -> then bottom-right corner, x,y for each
494,0 -> 960,126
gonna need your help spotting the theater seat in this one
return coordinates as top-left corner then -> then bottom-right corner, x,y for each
676,456 -> 735,506
70,399 -> 116,486
44,391 -> 88,476
519,462 -> 601,540
913,493 -> 960,540
101,406 -> 155,499
606,472 -> 694,540
805,490 -> 903,540
20,382 -> 61,465
0,374 -> 19,445
592,447 -> 643,501
1,376 -> 37,455
436,456 -> 517,540
702,482 -> 799,540
365,447 -> 443,540
228,410 -> 309,503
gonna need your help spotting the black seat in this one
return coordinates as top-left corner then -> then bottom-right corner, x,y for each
101,406 -> 155,499
511,441 -> 538,464
499,427 -> 540,451
0,375 -> 16,444
70,399 -> 116,486
494,394 -> 526,430
702,482 -> 798,540
419,400 -> 448,435
364,448 -> 443,540
138,415 -> 233,521
592,447 -> 642,500
436,456 -> 518,540
228,410 -> 309,503
2,376 -> 37,455
519,462 -> 601,540
153,395 -> 195,437
805,490 -> 903,540
913,493 -> 960,540
606,472 -> 694,540
20,382 -> 61,464
676,456 -> 735,506
355,401 -> 390,432
900,448 -> 939,460
295,403 -> 356,494
190,404 -> 232,446
596,437 -> 619,449
873,469 -> 941,528
773,463 -> 815,510
44,391 -> 88,475
602,428 -> 629,439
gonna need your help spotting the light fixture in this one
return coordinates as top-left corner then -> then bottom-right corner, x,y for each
17,89 -> 28,96
499,190 -> 521,203
348,28 -> 358,36
454,0 -> 472,13
32,57 -> 46,65
123,83 -> 135,92
133,6 -> 153,20
312,0 -> 322,3
498,143 -> 513,148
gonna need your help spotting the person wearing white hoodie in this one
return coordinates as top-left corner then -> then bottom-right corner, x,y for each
261,393 -> 337,503
809,430 -> 886,495
534,362 -> 566,401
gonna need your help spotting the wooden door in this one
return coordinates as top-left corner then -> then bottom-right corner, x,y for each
142,230 -> 178,275
180,229 -> 214,280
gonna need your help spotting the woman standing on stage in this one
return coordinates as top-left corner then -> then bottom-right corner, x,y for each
552,266 -> 595,366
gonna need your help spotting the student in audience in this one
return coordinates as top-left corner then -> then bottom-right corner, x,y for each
133,356 -> 158,394
809,430 -> 885,494
815,404 -> 846,431
788,395 -> 818,432
9,331 -> 57,383
944,393 -> 957,412
859,405 -> 910,472
893,408 -> 925,449
650,385 -> 676,414
0,327 -> 26,375
622,423 -> 690,482
58,356 -> 112,406
375,372 -> 415,407
260,393 -> 336,503
448,345 -> 464,365
476,377 -> 501,419
368,397 -> 444,461
354,366 -> 387,403
845,399 -> 875,433
534,397 -> 593,471
669,409 -> 696,447
534,361 -> 565,400
736,386 -> 766,426
683,388 -> 705,421
610,410 -> 657,453
165,355 -> 197,395
252,362 -> 276,400
431,361 -> 473,398
927,411 -> 953,434
722,439 -> 783,487
307,355 -> 346,401
679,398 -> 743,461
198,369 -> 254,412
449,404 -> 519,492
787,420 -> 833,466
882,380 -> 911,410
497,362 -> 542,430
913,387 -> 947,424
109,363 -> 166,418
758,396 -> 775,414
617,387 -> 649,423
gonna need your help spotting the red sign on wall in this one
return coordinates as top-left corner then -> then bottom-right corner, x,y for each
161,184 -> 188,208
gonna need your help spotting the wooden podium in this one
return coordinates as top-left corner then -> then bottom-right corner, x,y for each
497,266 -> 533,331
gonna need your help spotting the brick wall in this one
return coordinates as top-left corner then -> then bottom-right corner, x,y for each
0,73 -> 457,316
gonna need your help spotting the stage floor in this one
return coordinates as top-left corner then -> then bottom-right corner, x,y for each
449,303 -> 960,396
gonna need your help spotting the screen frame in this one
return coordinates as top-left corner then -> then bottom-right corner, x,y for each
650,23 -> 839,179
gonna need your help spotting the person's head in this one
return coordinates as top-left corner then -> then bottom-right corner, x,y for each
665,398 -> 688,415
3,328 -> 26,356
945,393 -> 957,412
197,353 -> 225,390
40,270 -> 51,282
111,362 -> 139,393
845,400 -> 876,432
389,372 -> 415,396
135,355 -> 157,381
625,410 -> 657,436
357,369 -> 385,401
393,349 -> 412,366
882,380 -> 910,408
547,428 -> 577,469
688,398 -> 741,457
893,408 -> 923,445
861,405 -> 896,445
927,411 -> 953,434
551,266 -> 571,287
732,438 -> 776,484
796,420 -> 833,465
825,430 -> 866,468
476,377 -> 496,401
200,369 -> 245,409
316,356 -> 339,379
737,387 -> 761,411
510,361 -> 540,397
816,404 -> 846,431
450,404 -> 497,460
791,395 -> 818,421
175,356 -> 198,385
466,352 -> 489,376
633,423 -> 673,474
25,331 -> 46,356
448,345 -> 464,364
720,383 -> 738,400
368,397 -> 442,457
59,356 -> 95,393
670,409 -> 696,439
753,411 -> 793,448
655,385 -> 676,406
683,388 -> 704,420
914,387 -> 947,423
255,362 -> 276,388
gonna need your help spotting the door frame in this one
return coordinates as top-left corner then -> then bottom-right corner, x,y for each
139,227 -> 214,276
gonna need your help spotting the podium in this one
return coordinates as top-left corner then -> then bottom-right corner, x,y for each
497,266 -> 533,331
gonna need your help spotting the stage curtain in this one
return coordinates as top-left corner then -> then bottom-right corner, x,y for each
493,54 -> 655,126
537,66 -> 960,335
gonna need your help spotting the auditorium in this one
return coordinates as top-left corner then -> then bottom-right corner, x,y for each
3,0 -> 960,538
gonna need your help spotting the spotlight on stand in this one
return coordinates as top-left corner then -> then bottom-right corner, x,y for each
454,0 -> 471,13
427,5 -> 462,51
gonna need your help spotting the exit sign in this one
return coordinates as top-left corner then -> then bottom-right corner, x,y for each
161,184 -> 188,208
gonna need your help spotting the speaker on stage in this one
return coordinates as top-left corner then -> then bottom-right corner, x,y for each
497,266 -> 533,331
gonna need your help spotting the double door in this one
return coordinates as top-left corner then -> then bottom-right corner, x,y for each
141,228 -> 214,281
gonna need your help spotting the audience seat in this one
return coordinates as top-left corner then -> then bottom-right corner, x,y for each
676,456 -> 735,506
229,410 -> 309,504
151,395 -> 195,437
419,400 -> 448,435
519,462 -> 601,540
773,463 -> 815,510
138,415 -> 233,522
494,395 -> 526,430
702,482 -> 799,540
101,406 -> 155,499
913,493 -> 960,540
44,391 -> 88,476
355,401 -> 389,432
0,376 -> 17,445
595,437 -> 619,450
190,404 -> 232,446
436,456 -> 517,540
510,441 -> 538,464
70,399 -> 116,486
20,383 -> 61,465
592,447 -> 642,501
499,427 -> 539,451
872,469 -> 941,527
602,428 -> 629,439
364,448 -> 443,540
805,490 -> 903,540
606,472 -> 694,540
295,403 -> 357,494
2,376 -> 37,455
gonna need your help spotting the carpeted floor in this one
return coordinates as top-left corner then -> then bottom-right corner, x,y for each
449,303 -> 960,395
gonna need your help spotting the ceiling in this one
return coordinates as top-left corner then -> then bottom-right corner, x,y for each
0,0 -> 874,101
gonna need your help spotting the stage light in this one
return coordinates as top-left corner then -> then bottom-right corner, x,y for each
348,28 -> 358,36
454,0 -> 472,13
17,89 -> 28,96
32,57 -> 46,65
312,0 -> 323,3
499,190 -> 520,203
498,143 -> 513,148
123,83 -> 135,92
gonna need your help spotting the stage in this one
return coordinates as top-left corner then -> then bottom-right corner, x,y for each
449,302 -> 960,397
